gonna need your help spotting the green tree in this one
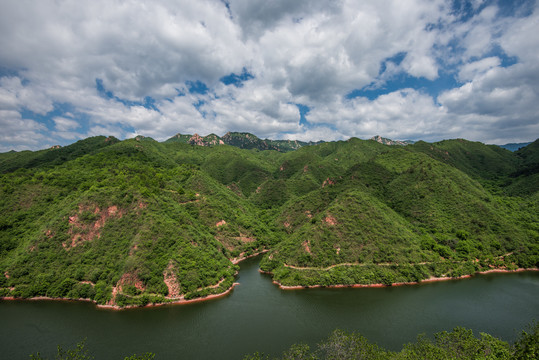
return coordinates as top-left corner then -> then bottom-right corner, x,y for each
317,329 -> 389,360
513,322 -> 539,359
30,340 -> 93,360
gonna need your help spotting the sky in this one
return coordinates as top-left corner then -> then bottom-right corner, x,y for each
1,0 -> 538,152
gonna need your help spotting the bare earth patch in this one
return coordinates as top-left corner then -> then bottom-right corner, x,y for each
116,272 -> 146,293
197,278 -> 225,291
163,261 -> 181,298
302,240 -> 312,254
322,178 -> 336,188
63,204 -> 124,249
324,214 -> 338,226
215,220 -> 227,227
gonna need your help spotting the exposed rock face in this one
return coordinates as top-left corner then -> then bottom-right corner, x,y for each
188,133 -> 205,146
168,131 -> 323,152
187,133 -> 224,146
204,134 -> 224,145
370,135 -> 413,146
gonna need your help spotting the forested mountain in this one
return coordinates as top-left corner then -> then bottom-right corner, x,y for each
0,135 -> 537,307
370,135 -> 414,146
165,131 -> 322,152
499,142 -> 532,152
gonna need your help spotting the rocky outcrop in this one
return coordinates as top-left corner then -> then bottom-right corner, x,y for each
370,135 -> 413,146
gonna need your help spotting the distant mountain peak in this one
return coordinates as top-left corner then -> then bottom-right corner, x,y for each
498,142 -> 532,152
165,131 -> 322,152
370,135 -> 413,146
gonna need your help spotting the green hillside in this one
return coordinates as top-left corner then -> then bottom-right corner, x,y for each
0,135 -> 537,306
0,136 -> 120,173
411,139 -> 519,181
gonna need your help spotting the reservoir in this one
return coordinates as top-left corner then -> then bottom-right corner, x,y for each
1,256 -> 538,359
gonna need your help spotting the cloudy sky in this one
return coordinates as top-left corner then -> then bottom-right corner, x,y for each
1,0 -> 538,151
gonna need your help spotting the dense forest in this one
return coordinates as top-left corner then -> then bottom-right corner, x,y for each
0,133 -> 537,307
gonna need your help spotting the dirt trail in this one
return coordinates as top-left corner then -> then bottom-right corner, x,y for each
282,252 -> 515,271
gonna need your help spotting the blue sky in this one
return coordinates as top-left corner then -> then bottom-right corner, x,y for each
1,0 -> 538,151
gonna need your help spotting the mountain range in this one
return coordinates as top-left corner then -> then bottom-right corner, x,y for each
0,133 -> 537,307
165,131 -> 322,152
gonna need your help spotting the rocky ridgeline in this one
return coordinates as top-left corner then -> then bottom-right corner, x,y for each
166,131 -> 321,152
370,135 -> 414,146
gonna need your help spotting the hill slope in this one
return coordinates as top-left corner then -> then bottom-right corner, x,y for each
0,135 -> 537,306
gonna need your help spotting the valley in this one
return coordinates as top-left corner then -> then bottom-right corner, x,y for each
0,133 -> 537,307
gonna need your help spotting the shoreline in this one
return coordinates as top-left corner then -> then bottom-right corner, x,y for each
230,249 -> 269,264
0,250 -> 269,310
96,282 -> 241,310
265,267 -> 539,290
2,264 -> 537,308
0,283 -> 242,310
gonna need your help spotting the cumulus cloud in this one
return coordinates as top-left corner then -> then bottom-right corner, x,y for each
436,3 -> 539,144
307,89 -> 449,141
458,57 -> 501,81
0,110 -> 47,152
0,0 -> 538,151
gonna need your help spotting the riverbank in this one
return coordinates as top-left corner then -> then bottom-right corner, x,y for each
265,267 -> 539,290
0,250 -> 268,310
2,263 -> 536,308
231,249 -> 269,264
97,282 -> 242,310
0,283 -> 242,310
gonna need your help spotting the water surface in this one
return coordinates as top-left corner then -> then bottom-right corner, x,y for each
1,257 -> 538,359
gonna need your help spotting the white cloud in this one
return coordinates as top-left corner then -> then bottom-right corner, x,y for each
435,4 -> 539,144
458,57 -> 501,81
0,110 -> 47,152
53,117 -> 80,132
0,77 -> 54,114
281,126 -> 344,142
308,89 -> 449,141
0,0 -> 538,150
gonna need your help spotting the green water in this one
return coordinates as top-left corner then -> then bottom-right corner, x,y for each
1,257 -> 538,359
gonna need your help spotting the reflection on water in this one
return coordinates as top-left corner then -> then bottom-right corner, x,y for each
1,257 -> 538,359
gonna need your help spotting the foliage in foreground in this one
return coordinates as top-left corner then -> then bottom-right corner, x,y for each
26,323 -> 538,359
245,323 -> 539,360
29,339 -> 155,360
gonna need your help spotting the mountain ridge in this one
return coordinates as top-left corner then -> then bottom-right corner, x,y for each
165,131 -> 323,152
0,135 -> 537,307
